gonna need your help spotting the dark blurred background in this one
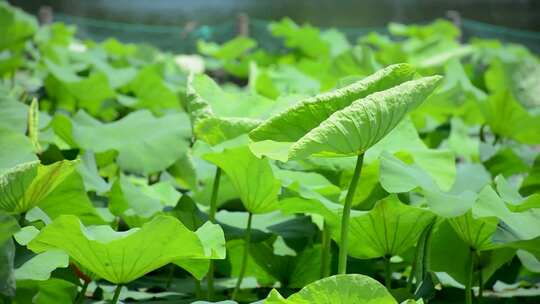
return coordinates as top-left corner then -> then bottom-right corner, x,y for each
8,0 -> 540,52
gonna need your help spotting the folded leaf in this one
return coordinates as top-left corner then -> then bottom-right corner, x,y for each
250,63 -> 415,143
287,76 -> 442,159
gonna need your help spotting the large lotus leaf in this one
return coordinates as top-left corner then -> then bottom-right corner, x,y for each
64,110 -> 191,175
265,274 -> 397,304
0,2 -> 37,51
251,75 -> 442,161
203,146 -> 280,214
250,63 -> 415,143
0,160 -> 77,214
285,76 -> 442,160
27,215 -> 225,284
332,195 -> 436,259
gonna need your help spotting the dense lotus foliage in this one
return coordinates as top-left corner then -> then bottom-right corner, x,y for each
1,2 -> 540,303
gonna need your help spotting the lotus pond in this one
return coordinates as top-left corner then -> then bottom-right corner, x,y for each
1,2 -> 540,304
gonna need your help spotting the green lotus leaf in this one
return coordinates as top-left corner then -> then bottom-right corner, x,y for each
265,274 -> 397,304
203,146 -> 280,214
250,63 -> 415,144
58,110 -> 191,175
285,76 -> 442,160
250,66 -> 441,161
0,160 -> 77,214
331,195 -> 436,259
27,215 -> 225,284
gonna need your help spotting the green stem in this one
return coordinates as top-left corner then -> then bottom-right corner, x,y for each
75,280 -> 90,304
111,284 -> 122,304
478,265 -> 483,302
194,279 -> 202,298
465,248 -> 475,304
384,256 -> 392,289
338,153 -> 364,275
408,219 -> 436,293
207,262 -> 216,300
207,167 -> 221,300
208,167 -> 222,223
166,264 -> 175,289
320,221 -> 332,278
231,212 -> 253,300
